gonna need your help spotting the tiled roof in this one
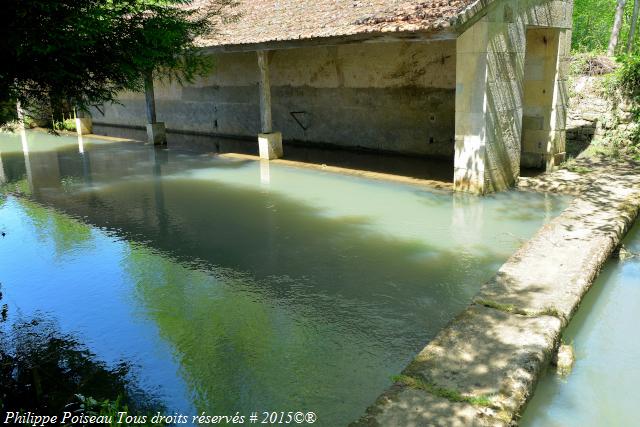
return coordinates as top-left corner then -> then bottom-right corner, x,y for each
199,0 -> 477,48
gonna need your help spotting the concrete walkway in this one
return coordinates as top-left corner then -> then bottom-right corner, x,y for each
352,159 -> 640,426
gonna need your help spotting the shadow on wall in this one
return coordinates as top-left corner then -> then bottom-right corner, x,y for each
566,122 -> 597,158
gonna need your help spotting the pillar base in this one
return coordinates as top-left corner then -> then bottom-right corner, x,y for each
75,117 -> 93,135
147,122 -> 166,145
258,132 -> 283,160
521,151 -> 566,171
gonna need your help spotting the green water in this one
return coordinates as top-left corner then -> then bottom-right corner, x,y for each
521,222 -> 640,427
0,131 -> 567,425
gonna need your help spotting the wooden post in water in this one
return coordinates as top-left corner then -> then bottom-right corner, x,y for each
144,70 -> 166,145
256,51 -> 282,159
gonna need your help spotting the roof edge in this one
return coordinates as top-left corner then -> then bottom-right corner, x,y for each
200,28 -> 458,53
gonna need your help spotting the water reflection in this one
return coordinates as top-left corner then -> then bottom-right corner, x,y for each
0,131 -> 569,425
0,288 -> 161,414
521,223 -> 640,427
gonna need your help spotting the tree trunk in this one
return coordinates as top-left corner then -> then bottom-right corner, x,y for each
627,0 -> 640,53
608,0 -> 627,56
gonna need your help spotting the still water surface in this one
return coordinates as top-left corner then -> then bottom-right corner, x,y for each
0,131 -> 567,425
521,222 -> 640,427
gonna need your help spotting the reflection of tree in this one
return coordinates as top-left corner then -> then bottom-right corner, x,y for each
0,290 -> 159,414
16,198 -> 93,257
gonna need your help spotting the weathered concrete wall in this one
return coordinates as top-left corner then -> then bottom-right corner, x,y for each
453,0 -> 572,194
94,41 -> 457,157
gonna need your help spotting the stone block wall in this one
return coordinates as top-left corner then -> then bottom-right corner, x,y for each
454,0 -> 572,194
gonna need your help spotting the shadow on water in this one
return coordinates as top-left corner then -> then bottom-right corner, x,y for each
92,124 -> 455,182
0,132 -> 568,425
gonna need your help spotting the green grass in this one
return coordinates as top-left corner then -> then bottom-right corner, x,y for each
392,374 -> 494,407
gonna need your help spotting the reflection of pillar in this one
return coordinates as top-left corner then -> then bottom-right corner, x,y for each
257,51 -> 283,160
259,159 -> 271,185
77,133 -> 85,154
16,103 -> 34,193
145,71 -> 167,146
0,152 -> 5,185
81,149 -> 93,187
152,147 -> 169,236
23,148 -> 33,194
451,193 -> 485,247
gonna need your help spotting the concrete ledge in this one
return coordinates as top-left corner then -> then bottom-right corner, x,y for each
219,153 -> 453,191
147,122 -> 167,145
258,131 -> 283,160
404,306 -> 561,414
352,384 -> 504,427
479,171 -> 640,324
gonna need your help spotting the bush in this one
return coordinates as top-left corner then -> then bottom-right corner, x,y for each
52,118 -> 76,132
617,54 -> 640,103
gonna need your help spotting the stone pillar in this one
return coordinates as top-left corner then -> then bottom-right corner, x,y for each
75,109 -> 93,136
257,50 -> 283,160
16,103 -> 29,155
144,71 -> 167,145
521,28 -> 568,170
454,5 -> 525,194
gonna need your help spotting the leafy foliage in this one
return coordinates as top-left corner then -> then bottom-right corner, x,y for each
617,54 -> 640,102
0,0 -> 237,127
573,0 -> 639,53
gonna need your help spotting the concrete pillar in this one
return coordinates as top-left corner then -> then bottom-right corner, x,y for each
75,109 -> 93,136
17,103 -> 29,155
521,28 -> 567,170
454,6 -> 525,194
257,50 -> 283,160
144,71 -> 167,146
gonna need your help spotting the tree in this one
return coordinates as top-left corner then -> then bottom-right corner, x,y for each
627,0 -> 640,53
0,0 -> 237,127
608,0 -> 627,55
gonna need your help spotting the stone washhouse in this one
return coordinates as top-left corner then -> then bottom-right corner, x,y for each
92,0 -> 573,194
